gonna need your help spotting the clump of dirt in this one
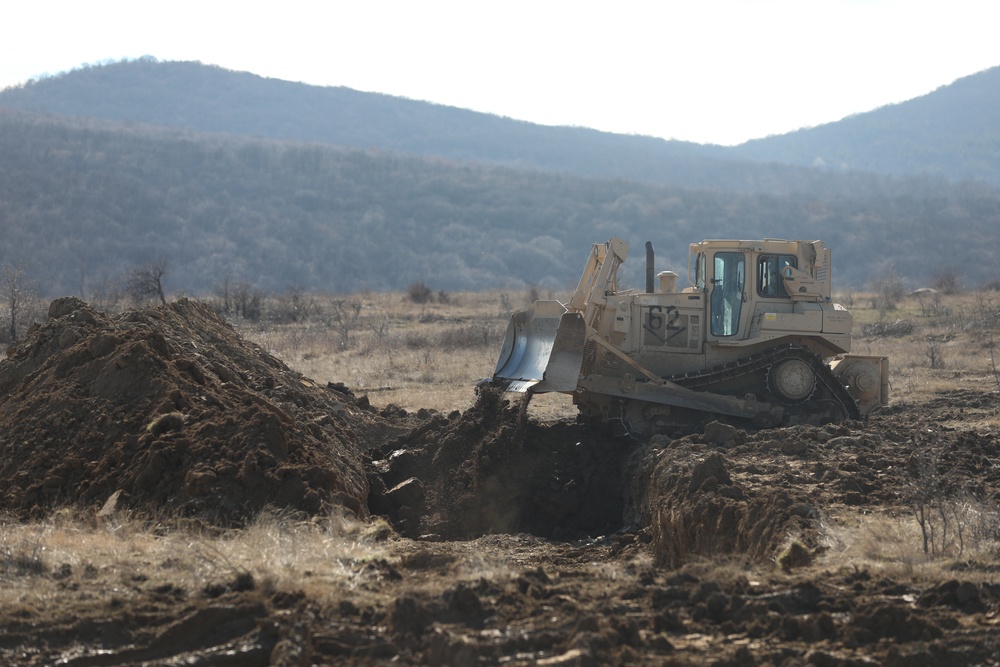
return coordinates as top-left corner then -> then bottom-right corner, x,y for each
0,297 -> 406,524
368,384 -> 637,540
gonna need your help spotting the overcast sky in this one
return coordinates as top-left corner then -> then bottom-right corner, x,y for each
2,0 -> 998,145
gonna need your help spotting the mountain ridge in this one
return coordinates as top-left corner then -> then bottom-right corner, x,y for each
731,66 -> 1000,182
4,58 -> 998,186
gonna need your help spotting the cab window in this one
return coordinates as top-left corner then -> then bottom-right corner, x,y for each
695,252 -> 707,290
757,254 -> 797,297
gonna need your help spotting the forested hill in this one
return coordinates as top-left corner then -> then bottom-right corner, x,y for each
3,58 -> 999,187
2,107 -> 999,299
0,59 -> 735,190
733,66 -> 1000,183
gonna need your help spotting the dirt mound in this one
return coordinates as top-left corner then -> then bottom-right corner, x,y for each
629,407 -> 1000,567
368,386 -> 637,540
635,423 -> 870,568
637,438 -> 814,568
0,297 -> 401,523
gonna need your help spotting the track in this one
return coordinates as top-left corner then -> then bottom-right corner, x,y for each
622,344 -> 861,435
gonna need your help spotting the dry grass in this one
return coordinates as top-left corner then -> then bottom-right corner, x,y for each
0,509 -> 536,614
0,509 -> 399,609
844,288 -> 1000,427
231,288 -> 579,420
817,504 -> 1000,582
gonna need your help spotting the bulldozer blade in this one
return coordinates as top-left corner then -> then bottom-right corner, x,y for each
492,302 -> 586,393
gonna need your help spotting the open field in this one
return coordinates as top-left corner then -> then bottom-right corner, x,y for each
2,287 -> 1000,665
228,288 -> 582,422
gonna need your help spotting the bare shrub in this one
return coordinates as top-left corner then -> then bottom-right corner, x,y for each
404,332 -> 432,350
89,274 -> 125,314
368,317 -> 391,349
270,286 -> 319,324
329,299 -> 362,349
439,321 -> 505,350
231,282 -> 262,322
964,292 -> 1000,331
960,497 -> 1000,552
932,268 -> 963,295
394,322 -> 505,352
407,281 -> 433,304
214,276 -> 262,321
980,306 -> 1000,329
988,337 -> 1000,393
913,289 -> 950,318
1,532 -> 46,577
870,266 -> 905,319
925,338 -> 946,369
904,444 -> 982,558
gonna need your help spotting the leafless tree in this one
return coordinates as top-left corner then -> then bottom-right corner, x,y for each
214,272 -> 234,314
988,336 -> 1000,393
330,298 -> 363,348
871,265 -> 905,321
126,259 -> 169,305
88,273 -> 124,313
1,260 -> 31,342
232,282 -> 261,321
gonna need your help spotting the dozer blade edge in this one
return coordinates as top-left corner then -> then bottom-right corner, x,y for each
491,301 -> 586,393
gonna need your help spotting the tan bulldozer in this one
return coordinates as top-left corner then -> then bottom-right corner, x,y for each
488,237 -> 888,436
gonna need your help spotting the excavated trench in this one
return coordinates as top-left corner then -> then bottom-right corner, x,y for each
364,385 -> 637,542
364,388 -> 825,568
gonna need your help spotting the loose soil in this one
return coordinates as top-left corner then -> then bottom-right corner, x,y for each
2,299 -> 999,665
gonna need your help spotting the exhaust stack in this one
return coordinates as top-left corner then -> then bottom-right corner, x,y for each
645,241 -> 654,293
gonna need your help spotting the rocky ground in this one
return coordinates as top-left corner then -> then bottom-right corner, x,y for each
1,299 -> 999,665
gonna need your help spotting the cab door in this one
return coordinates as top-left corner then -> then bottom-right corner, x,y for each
709,251 -> 746,338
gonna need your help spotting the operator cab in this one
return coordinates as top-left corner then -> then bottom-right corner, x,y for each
690,240 -> 827,343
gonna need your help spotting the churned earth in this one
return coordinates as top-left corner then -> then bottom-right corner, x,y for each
1,299 -> 999,665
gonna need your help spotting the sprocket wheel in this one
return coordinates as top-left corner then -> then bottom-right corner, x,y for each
768,358 -> 816,403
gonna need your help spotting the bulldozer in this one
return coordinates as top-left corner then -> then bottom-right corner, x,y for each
488,237 -> 888,437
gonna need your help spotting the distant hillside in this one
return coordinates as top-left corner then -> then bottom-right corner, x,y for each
0,59 -> 729,187
734,66 -> 1000,183
5,58 -> 998,188
1,108 -> 999,299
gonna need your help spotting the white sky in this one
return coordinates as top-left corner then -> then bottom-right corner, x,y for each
2,0 -> 999,146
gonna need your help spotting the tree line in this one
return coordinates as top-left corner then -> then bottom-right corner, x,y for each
1,109 -> 999,305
